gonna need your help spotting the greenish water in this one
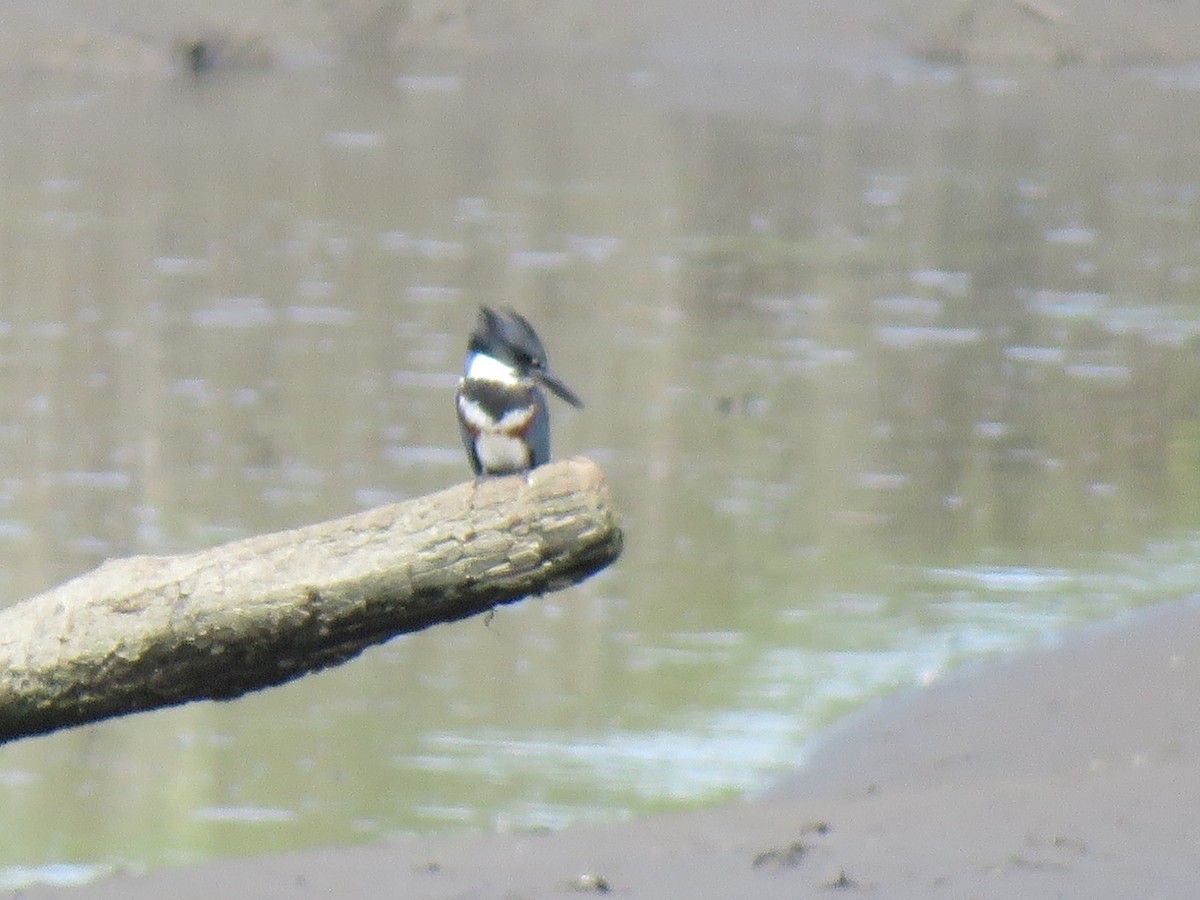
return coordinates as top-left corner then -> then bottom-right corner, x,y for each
3,57 -> 1200,886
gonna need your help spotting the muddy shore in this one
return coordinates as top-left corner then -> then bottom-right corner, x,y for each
4,0 -> 1200,75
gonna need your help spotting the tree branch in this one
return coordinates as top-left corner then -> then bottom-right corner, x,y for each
0,457 -> 623,744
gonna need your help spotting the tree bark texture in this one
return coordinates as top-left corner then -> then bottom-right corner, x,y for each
0,457 -> 622,744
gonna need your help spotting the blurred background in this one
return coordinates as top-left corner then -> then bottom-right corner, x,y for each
4,0 -> 1200,889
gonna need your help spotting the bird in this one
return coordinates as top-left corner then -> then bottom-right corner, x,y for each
455,306 -> 583,476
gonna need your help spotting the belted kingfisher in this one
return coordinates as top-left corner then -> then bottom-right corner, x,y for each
455,306 -> 583,476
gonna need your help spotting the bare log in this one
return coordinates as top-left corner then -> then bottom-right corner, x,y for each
0,457 -> 623,745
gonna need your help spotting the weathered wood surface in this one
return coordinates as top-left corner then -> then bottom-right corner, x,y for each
0,457 -> 622,745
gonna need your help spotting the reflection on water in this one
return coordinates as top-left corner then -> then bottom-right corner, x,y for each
4,56 -> 1200,881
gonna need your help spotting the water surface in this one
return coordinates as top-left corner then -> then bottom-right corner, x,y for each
3,56 -> 1200,882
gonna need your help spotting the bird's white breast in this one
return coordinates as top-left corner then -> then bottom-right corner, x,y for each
473,433 -> 532,472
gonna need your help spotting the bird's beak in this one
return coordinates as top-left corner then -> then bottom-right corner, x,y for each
536,368 -> 584,408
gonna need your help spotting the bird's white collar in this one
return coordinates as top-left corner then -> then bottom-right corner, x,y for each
465,352 -> 522,385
